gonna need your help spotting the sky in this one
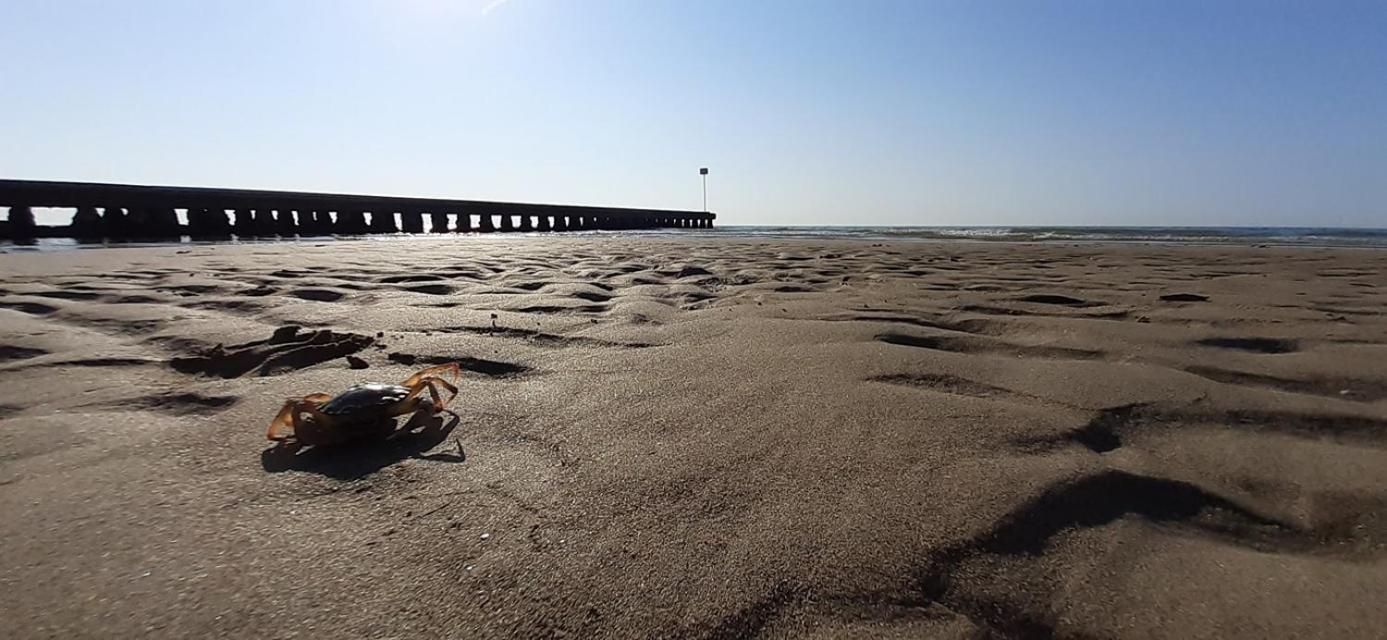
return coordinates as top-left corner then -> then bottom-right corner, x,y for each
1,0 -> 1383,227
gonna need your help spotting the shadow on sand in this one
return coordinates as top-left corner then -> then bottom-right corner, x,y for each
260,411 -> 465,480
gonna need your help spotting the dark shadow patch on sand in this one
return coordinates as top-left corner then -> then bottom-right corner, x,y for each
1015,404 -> 1147,453
55,315 -> 167,335
287,288 -> 346,302
95,392 -> 240,416
110,295 -> 163,304
671,584 -> 808,640
22,356 -> 162,370
570,291 -> 614,303
0,301 -> 60,315
403,283 -> 455,295
0,404 -> 21,419
386,352 -> 533,377
1186,365 -> 1387,402
869,373 -> 1016,399
511,304 -> 610,315
170,326 -> 374,378
911,470 -> 1378,637
260,412 -> 463,480
444,325 -> 656,349
180,298 -> 268,313
1195,337 -> 1299,354
1015,294 -> 1098,307
0,345 -> 49,363
378,274 -> 445,284
1160,293 -> 1210,302
957,304 -> 1129,322
160,284 -> 223,296
876,333 -> 1104,361
1021,403 -> 1387,452
828,313 -> 1009,336
29,290 -> 104,301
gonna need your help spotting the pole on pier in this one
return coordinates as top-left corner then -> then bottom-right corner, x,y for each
699,167 -> 709,213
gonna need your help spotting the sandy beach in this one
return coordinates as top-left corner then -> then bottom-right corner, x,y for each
1,236 -> 1385,639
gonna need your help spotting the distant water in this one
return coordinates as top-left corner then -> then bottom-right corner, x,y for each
5,225 -> 1387,252
711,226 -> 1387,247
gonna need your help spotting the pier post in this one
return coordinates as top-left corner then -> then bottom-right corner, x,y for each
537,215 -> 552,231
553,215 -> 568,231
429,212 -> 450,233
4,205 -> 36,238
185,208 -> 203,236
274,209 -> 297,235
251,209 -> 275,236
103,206 -> 129,237
338,210 -> 368,234
479,213 -> 496,232
206,207 -> 233,236
370,210 -> 399,233
499,214 -> 514,231
456,213 -> 473,232
136,206 -> 180,237
233,209 -> 252,236
297,210 -> 319,236
401,210 -> 424,233
185,208 -> 206,237
71,206 -> 102,237
519,214 -> 534,231
318,211 -> 336,235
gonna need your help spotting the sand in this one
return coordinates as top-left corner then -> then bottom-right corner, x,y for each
1,236 -> 1385,639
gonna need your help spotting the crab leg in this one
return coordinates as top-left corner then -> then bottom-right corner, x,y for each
396,376 -> 459,413
402,363 -> 461,389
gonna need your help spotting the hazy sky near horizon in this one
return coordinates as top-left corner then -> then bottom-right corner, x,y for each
2,0 -> 1383,227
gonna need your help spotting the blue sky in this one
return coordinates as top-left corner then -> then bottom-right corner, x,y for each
2,0 -> 1383,226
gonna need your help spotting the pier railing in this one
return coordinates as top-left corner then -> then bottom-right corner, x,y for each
0,179 -> 716,240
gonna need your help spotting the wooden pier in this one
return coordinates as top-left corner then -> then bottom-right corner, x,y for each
0,179 -> 716,240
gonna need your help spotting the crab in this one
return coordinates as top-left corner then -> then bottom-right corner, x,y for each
267,363 -> 461,447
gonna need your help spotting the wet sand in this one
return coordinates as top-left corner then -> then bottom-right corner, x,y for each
2,237 -> 1385,638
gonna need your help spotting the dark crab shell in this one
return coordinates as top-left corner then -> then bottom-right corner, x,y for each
319,383 -> 412,420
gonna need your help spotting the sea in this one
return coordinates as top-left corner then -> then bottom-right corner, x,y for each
4,225 -> 1387,253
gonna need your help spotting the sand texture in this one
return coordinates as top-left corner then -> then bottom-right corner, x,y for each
2,237 -> 1386,639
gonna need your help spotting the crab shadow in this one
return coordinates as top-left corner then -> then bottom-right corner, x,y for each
260,411 -> 465,480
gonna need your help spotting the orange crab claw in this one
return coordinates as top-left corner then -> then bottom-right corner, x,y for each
266,393 -> 332,441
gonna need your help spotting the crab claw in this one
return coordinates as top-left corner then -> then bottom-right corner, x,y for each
266,393 -> 333,441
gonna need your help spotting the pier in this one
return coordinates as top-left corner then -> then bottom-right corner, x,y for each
0,179 -> 717,240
